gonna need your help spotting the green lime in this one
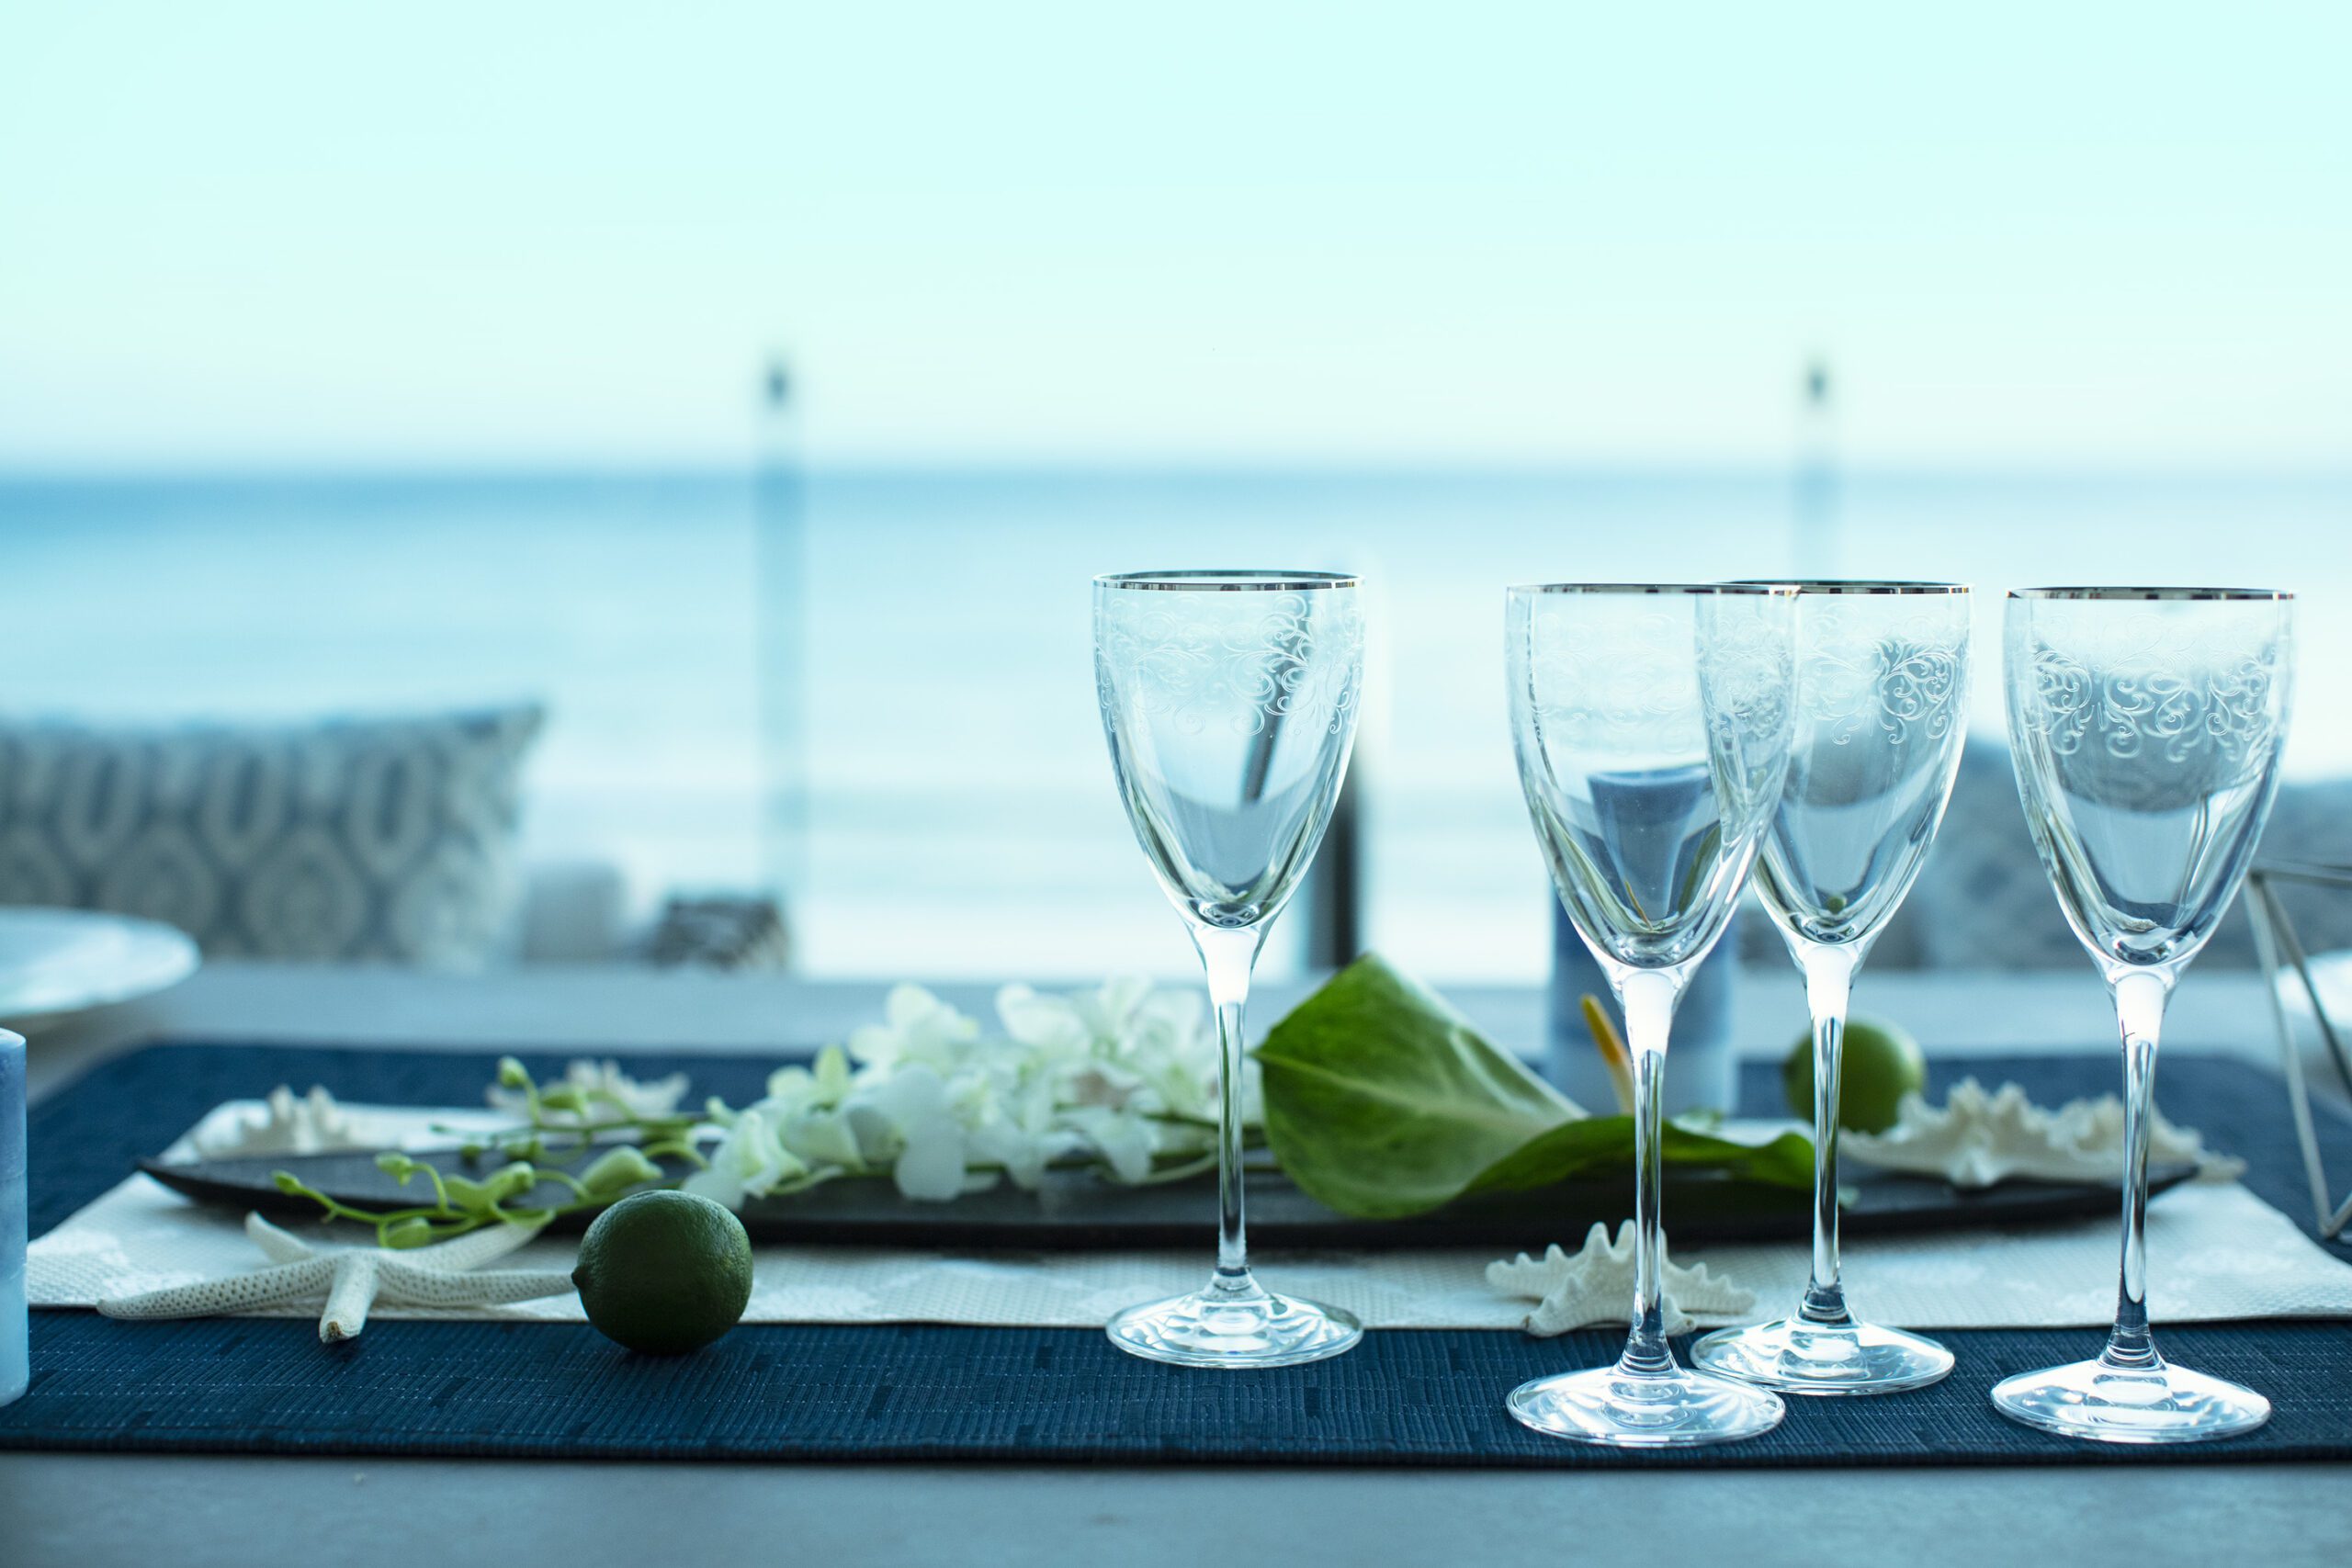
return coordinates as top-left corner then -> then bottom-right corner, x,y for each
571,1190 -> 753,1355
1781,1016 -> 1927,1134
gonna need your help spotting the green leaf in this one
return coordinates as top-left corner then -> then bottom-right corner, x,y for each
1255,953 -> 1581,1219
1256,953 -> 1814,1219
1468,1116 -> 1815,1196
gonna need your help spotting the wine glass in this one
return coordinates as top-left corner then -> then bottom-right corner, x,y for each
1692,581 -> 1971,1395
1092,570 -> 1366,1368
1502,582 -> 1797,1445
1994,586 -> 2294,1442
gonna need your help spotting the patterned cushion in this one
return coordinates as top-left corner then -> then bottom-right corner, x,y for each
1742,742 -> 2352,971
0,706 -> 543,966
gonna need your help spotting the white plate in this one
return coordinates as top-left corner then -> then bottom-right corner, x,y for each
0,908 -> 200,1025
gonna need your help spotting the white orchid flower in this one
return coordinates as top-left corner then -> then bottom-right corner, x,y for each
967,1119 -> 1050,1190
995,984 -> 1094,1059
847,986 -> 980,1072
1135,987 -> 1214,1065
966,1072 -> 1069,1190
1067,1105 -> 1159,1185
673,976 -> 1230,1204
763,1043 -> 854,1115
1060,1061 -> 1142,1110
777,1105 -> 866,1170
682,1109 -> 808,1209
577,1060 -> 693,1118
1085,976 -> 1159,1038
854,1066 -> 969,1201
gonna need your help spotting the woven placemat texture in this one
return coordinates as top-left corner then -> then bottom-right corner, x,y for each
5,1040 -> 2348,1467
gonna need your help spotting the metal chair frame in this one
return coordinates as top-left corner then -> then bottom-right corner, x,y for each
2246,860 -> 2352,1240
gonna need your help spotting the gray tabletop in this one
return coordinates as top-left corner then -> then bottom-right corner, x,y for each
5,963 -> 2340,1568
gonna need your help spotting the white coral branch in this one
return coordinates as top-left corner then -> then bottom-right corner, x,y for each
1487,1221 -> 1756,1337
1845,1077 -> 2245,1189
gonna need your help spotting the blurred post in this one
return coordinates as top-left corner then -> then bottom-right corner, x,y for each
1302,772 -> 1363,971
1300,559 -> 1377,973
1792,355 -> 1840,576
753,358 -> 810,960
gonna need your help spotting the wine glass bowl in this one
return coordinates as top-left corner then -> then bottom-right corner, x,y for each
1748,582 -> 1971,947
1094,571 -> 1363,928
1509,587 -> 1793,974
1693,581 -> 1971,1396
1991,586 -> 2294,1443
1502,583 -> 1797,1446
1092,569 -> 1365,1368
2007,588 -> 2293,974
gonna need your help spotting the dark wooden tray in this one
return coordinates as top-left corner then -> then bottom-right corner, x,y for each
141,1147 -> 2193,1252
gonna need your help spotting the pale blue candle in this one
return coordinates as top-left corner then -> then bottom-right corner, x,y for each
2,1028 -> 24,1406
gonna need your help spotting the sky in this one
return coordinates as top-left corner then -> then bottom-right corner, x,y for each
2,2 -> 2347,470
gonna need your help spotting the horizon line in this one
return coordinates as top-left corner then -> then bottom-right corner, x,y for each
6,457 -> 2352,486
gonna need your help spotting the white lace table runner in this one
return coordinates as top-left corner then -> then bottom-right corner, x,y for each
29,1102 -> 2352,1332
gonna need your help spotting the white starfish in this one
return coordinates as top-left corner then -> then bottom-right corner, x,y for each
1844,1077 -> 2246,1189
97,1213 -> 576,1343
1487,1221 -> 1757,1337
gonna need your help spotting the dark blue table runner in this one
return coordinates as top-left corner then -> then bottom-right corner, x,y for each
5,1041 -> 2348,1467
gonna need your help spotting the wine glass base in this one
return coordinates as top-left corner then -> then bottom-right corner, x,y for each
1991,1357 -> 2271,1445
1507,1363 -> 1786,1448
1106,1288 -> 1363,1369
1691,1316 -> 1955,1396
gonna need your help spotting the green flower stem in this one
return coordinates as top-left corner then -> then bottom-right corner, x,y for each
273,1173 -> 492,1247
1129,1151 -> 1219,1186
533,1168 -> 594,1201
405,1161 -> 454,1213
442,1113 -> 700,1162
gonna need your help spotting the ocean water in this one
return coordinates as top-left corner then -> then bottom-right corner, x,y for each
1,468 -> 2346,983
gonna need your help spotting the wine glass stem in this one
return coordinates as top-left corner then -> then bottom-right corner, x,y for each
1615,967 -> 1679,1376
2107,968 -> 2173,1372
1798,944 -> 1858,1325
1193,923 -> 1263,1300
2105,967 -> 2172,1371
